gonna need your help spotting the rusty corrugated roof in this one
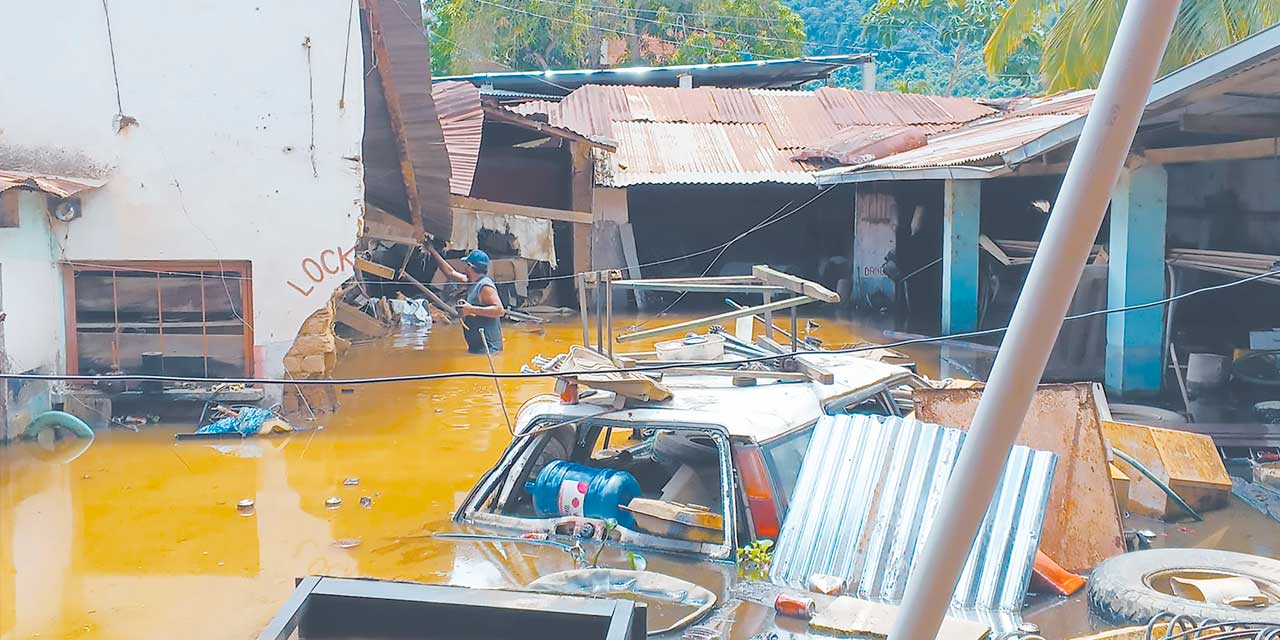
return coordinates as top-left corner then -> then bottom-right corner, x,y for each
815,91 -> 1096,181
432,81 -> 483,197
856,114 -> 1084,169
513,85 -> 995,186
0,170 -> 106,198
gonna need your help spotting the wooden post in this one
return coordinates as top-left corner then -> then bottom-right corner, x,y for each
570,142 -> 593,297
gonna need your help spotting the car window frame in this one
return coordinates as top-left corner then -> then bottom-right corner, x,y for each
456,413 -> 740,562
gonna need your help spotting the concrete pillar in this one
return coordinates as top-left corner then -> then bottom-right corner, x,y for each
1106,164 -> 1167,396
942,179 -> 981,334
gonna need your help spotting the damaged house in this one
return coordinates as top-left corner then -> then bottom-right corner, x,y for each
0,0 -> 451,437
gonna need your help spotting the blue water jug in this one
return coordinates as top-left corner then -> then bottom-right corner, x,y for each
526,460 -> 641,529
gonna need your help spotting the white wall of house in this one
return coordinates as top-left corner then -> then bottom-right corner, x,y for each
0,192 -> 65,374
0,0 -> 366,377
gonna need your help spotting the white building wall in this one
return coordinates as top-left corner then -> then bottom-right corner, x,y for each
0,0 -> 366,377
0,193 -> 65,374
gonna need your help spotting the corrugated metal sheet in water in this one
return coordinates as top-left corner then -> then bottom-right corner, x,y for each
770,414 -> 1056,614
431,81 -> 484,196
862,113 -> 1082,169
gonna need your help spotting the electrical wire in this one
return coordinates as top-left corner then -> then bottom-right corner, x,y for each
469,0 -> 788,60
507,0 -> 929,58
7,267 -> 1278,386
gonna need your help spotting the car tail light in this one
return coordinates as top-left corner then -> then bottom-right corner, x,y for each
733,445 -> 780,540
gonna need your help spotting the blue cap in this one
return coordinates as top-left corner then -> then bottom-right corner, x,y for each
464,249 -> 490,271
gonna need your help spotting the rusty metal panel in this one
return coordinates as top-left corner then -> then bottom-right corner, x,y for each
0,170 -> 106,198
913,383 -> 1127,572
770,414 -> 1055,619
861,114 -> 1081,169
361,0 -> 453,238
602,122 -> 812,186
1102,421 -> 1232,519
751,90 -> 840,150
708,88 -> 762,123
431,81 -> 483,196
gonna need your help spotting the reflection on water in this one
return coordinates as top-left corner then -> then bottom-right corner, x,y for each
0,313 -> 938,640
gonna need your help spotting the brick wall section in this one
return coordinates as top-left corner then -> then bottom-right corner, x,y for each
282,296 -> 343,419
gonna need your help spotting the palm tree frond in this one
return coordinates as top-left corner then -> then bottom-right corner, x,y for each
982,0 -> 1055,75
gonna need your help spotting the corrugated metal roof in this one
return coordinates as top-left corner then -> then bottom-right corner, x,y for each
814,91 -> 1095,182
0,170 -> 106,198
432,81 -> 484,197
856,114 -> 1082,170
518,85 -> 995,186
770,414 -> 1056,618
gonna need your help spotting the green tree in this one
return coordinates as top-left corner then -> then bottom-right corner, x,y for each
986,0 -> 1280,91
427,0 -> 806,76
859,0 -> 1043,96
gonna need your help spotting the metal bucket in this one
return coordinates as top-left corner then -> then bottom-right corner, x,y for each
1186,353 -> 1229,392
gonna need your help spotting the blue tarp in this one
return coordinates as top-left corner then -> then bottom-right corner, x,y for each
195,407 -> 275,436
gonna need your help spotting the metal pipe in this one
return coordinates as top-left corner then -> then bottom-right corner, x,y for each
790,306 -> 798,353
605,275 -> 614,360
595,274 -> 604,353
888,3 -> 1181,639
577,273 -> 590,348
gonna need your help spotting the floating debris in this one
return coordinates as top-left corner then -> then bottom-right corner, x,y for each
333,538 -> 362,549
344,477 -> 360,486
325,496 -> 343,510
359,496 -> 373,509
237,499 -> 256,516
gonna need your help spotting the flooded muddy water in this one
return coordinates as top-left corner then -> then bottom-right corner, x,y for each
1,313 -> 943,639
9,312 -> 1271,639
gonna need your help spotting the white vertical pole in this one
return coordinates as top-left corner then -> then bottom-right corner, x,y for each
887,2 -> 1181,639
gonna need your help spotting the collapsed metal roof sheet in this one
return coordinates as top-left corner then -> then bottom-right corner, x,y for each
770,414 -> 1056,626
432,81 -> 484,197
814,91 -> 1095,183
360,0 -> 453,238
0,170 -> 106,198
514,85 -> 994,186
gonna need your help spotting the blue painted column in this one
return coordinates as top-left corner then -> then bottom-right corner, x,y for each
1107,164 -> 1167,396
942,179 -> 981,334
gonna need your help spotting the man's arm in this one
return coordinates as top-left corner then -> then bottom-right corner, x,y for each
460,284 -> 505,318
426,244 -> 468,283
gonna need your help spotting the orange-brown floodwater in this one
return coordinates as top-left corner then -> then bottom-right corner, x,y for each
1,314 -> 941,639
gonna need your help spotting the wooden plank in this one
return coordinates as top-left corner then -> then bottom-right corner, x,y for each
612,282 -> 788,294
1144,137 -> 1280,165
661,368 -> 809,381
355,258 -> 397,280
752,265 -> 840,303
480,104 -> 616,151
398,271 -> 459,320
451,194 -> 593,225
811,597 -> 988,640
334,301 -> 389,337
978,234 -> 1013,267
570,143 -> 593,288
616,296 -> 815,343
756,336 -> 835,384
617,223 -> 648,311
364,203 -> 423,244
1179,113 -> 1280,137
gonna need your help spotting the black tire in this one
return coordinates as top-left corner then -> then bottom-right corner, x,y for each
652,431 -> 719,466
1088,548 -> 1280,625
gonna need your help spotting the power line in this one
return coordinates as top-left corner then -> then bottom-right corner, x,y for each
469,0 -> 788,60
8,267 -> 1277,385
518,0 -> 930,57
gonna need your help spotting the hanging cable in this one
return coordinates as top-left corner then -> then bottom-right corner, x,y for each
7,267 -> 1278,386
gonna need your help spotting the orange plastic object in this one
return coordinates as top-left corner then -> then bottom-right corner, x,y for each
1032,549 -> 1087,596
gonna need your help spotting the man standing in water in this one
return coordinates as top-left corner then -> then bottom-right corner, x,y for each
426,244 -> 504,353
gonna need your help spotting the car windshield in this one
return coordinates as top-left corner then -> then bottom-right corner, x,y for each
465,421 -> 733,556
